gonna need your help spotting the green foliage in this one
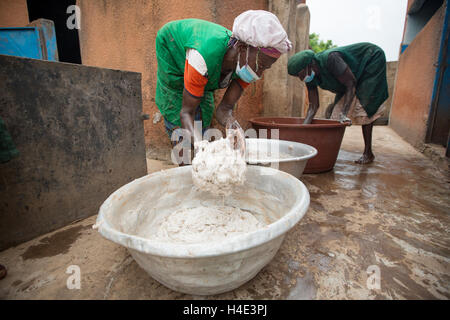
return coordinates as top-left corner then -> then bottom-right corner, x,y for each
309,33 -> 337,53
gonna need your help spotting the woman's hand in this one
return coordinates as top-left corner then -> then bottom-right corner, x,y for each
226,118 -> 246,156
339,113 -> 352,125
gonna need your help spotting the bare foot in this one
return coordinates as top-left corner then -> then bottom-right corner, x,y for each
355,153 -> 375,164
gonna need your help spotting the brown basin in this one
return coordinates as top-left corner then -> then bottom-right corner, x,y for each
249,117 -> 349,173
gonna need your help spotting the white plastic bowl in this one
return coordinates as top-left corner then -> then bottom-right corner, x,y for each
95,165 -> 310,295
245,139 -> 317,178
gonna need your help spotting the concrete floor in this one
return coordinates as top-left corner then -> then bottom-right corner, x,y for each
0,126 -> 449,299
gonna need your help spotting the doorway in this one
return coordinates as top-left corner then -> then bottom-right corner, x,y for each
27,0 -> 81,64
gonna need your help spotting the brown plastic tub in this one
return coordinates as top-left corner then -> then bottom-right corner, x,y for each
249,117 -> 349,173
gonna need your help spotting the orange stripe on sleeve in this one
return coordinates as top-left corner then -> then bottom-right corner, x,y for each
237,78 -> 250,90
184,60 -> 208,98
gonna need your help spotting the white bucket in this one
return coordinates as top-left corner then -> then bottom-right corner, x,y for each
245,138 -> 318,178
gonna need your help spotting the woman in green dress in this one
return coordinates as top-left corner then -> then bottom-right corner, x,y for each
287,42 -> 389,164
155,10 -> 291,158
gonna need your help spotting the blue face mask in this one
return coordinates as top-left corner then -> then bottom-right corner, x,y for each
304,70 -> 315,83
236,47 -> 261,83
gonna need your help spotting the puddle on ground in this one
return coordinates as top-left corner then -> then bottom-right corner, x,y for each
21,224 -> 90,260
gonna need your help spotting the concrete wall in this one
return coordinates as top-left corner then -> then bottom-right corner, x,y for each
314,61 -> 398,123
292,4 -> 311,117
263,1 -> 310,117
0,54 -> 147,250
389,2 -> 446,148
380,61 -> 399,122
0,0 -> 29,27
77,0 -> 268,157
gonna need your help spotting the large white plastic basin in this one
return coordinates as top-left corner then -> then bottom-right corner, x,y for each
95,165 -> 310,295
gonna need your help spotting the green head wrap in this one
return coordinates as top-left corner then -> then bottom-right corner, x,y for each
287,50 -> 315,76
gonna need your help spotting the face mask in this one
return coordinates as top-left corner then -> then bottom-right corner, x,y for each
236,46 -> 261,83
303,70 -> 315,83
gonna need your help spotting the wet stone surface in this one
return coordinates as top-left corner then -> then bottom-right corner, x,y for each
0,126 -> 448,299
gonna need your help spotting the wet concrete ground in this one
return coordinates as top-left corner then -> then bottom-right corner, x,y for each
0,126 -> 448,299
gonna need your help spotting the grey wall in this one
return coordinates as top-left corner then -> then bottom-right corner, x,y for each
0,54 -> 147,250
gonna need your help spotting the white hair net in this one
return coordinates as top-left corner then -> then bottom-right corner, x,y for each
232,10 -> 292,53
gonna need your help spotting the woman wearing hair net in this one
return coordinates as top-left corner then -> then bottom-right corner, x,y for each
155,10 -> 291,159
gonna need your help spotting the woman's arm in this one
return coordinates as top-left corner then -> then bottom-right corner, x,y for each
215,79 -> 244,127
328,52 -> 356,124
215,79 -> 246,152
180,89 -> 203,143
304,84 -> 319,124
336,68 -> 356,123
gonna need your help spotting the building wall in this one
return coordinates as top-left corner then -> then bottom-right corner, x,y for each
382,61 -> 399,122
263,1 -> 310,118
0,0 -> 29,27
1,0 -> 311,155
77,0 -> 268,156
292,4 -> 311,117
389,2 -> 446,148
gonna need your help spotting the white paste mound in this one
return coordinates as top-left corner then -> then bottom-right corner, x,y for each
192,138 -> 246,197
150,206 -> 264,244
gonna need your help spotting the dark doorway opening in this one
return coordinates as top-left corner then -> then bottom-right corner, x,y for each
424,0 -> 449,154
403,0 -> 444,46
27,0 -> 81,64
